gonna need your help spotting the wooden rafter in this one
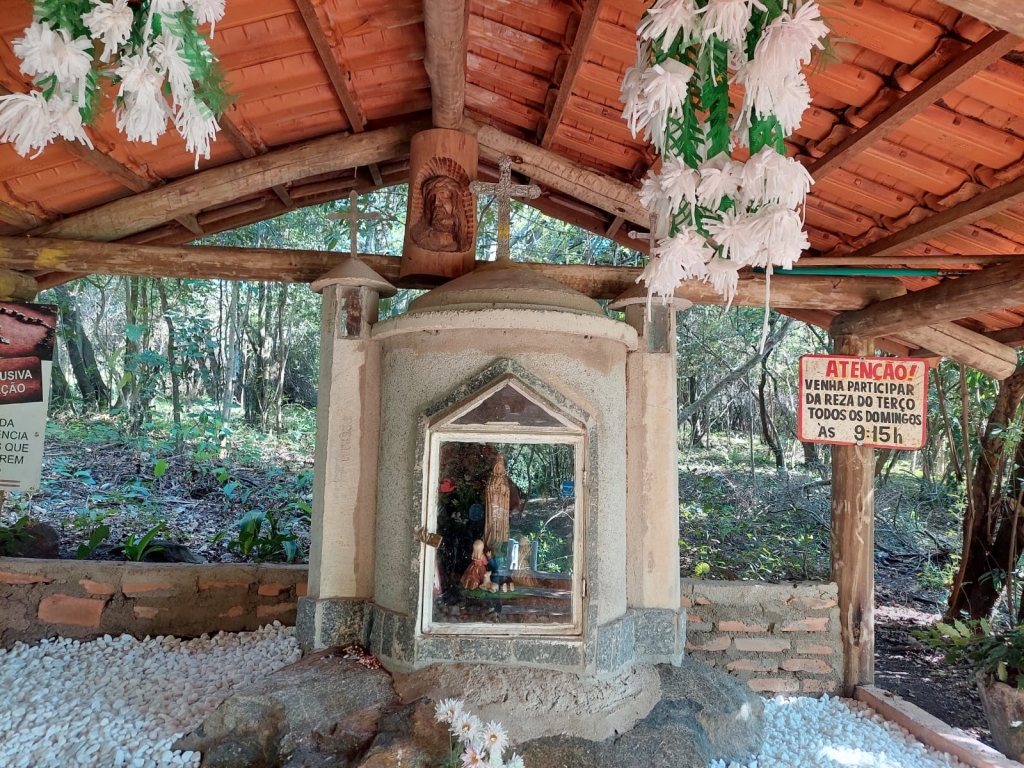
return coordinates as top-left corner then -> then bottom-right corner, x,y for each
423,0 -> 468,128
838,173 -> 1024,261
219,113 -> 296,209
935,2 -> 1024,39
32,121 -> 425,242
809,30 -> 1020,181
987,326 -> 1024,347
540,0 -> 602,149
895,322 -> 1018,380
294,0 -> 367,132
464,116 -> 647,225
831,261 -> 1024,338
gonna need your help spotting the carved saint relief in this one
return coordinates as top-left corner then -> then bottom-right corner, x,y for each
408,157 -> 474,254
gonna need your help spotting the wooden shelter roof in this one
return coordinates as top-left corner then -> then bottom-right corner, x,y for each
1,0 -> 1023,375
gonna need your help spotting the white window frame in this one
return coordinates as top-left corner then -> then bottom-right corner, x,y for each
417,377 -> 586,637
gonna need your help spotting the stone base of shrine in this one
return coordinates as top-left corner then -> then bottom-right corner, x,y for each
297,597 -> 686,675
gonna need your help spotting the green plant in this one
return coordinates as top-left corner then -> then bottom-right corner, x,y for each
916,619 -> 1024,687
75,524 -> 110,560
220,509 -> 299,563
0,515 -> 33,556
123,523 -> 166,562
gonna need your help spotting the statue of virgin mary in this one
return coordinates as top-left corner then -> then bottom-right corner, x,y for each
483,453 -> 511,551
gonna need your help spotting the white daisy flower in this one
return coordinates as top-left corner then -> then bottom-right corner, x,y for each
461,743 -> 486,767
13,22 -> 59,78
452,712 -> 484,746
153,32 -> 195,104
659,155 -> 700,223
434,698 -> 465,724
637,57 -> 694,151
698,0 -> 765,51
481,721 -> 508,758
698,152 -> 744,211
506,755 -> 526,768
48,92 -> 94,148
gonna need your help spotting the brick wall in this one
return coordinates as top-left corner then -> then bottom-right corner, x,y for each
0,557 -> 308,648
681,579 -> 841,696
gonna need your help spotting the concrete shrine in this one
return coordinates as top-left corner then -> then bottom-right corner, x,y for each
298,256 -> 687,675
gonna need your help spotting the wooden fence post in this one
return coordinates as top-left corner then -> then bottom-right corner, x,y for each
831,333 -> 876,696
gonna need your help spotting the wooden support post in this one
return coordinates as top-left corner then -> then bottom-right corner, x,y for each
831,334 -> 876,697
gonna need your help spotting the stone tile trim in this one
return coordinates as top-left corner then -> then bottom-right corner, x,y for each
856,685 -> 1021,768
681,578 -> 841,697
0,557 -> 308,648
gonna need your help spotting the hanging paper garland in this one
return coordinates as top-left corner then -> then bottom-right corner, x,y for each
0,0 -> 231,168
622,0 -> 829,312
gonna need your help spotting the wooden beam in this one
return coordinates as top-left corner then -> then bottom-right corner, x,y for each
810,30 -> 1019,181
463,116 -> 647,225
295,0 -> 367,131
896,322 -> 1019,379
0,269 -> 39,300
799,254 -> 1016,268
6,236 -> 909,309
987,326 -> 1024,347
830,333 -> 876,697
841,173 -> 1024,261
831,261 -> 1024,337
934,2 -> 1024,39
541,0 -> 602,149
610,273 -> 906,310
0,199 -> 44,230
605,215 -> 624,238
778,308 -> 915,356
33,122 -> 424,242
423,0 -> 468,128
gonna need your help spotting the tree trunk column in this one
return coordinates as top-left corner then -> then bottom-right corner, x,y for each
623,304 -> 681,611
299,283 -> 385,651
830,333 -> 876,696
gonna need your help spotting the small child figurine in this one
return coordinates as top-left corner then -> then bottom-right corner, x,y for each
485,547 -> 515,593
460,539 -> 488,591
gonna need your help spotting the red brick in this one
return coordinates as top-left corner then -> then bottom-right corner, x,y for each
79,579 -> 116,596
783,658 -> 832,674
727,658 -> 777,673
782,618 -> 829,632
798,644 -> 835,656
296,582 -> 308,597
38,595 -> 105,627
219,606 -> 244,618
121,581 -> 173,597
718,620 -> 768,633
258,583 -> 287,597
786,596 -> 837,610
686,636 -> 731,652
197,580 -> 250,591
257,602 -> 296,618
748,677 -> 800,693
734,638 -> 790,653
803,679 -> 838,694
133,606 -> 159,619
0,570 -> 51,585
679,596 -> 692,608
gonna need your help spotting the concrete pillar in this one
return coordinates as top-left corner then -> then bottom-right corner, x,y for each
624,303 -> 681,611
297,258 -> 394,652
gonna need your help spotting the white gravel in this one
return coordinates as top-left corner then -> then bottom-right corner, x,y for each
713,694 -> 967,768
0,622 -> 301,768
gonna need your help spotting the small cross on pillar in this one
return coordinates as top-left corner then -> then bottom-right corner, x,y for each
327,191 -> 382,259
469,155 -> 541,262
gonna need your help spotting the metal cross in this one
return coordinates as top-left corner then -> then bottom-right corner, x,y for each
327,191 -> 381,259
469,155 -> 541,262
628,212 -> 662,248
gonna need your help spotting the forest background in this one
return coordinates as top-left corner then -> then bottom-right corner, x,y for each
4,184 -> 1023,633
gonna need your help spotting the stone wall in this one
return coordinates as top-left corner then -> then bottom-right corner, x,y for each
681,579 -> 841,696
0,557 -> 308,648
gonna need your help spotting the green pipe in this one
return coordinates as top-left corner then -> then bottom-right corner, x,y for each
757,267 -> 943,277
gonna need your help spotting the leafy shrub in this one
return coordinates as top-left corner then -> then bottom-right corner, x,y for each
75,525 -> 110,560
123,523 -> 166,562
916,619 -> 1024,687
0,515 -> 33,556
219,509 -> 300,563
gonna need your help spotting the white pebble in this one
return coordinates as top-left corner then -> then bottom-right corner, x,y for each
0,624 -> 298,768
